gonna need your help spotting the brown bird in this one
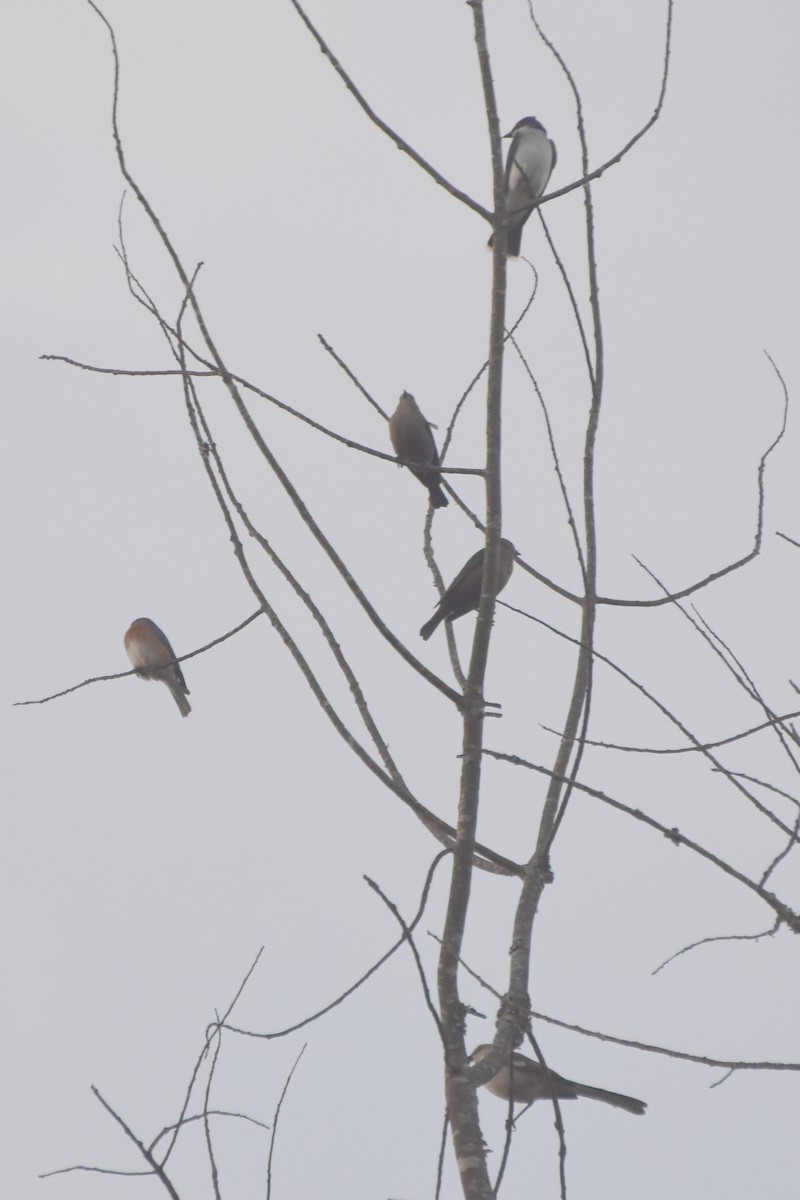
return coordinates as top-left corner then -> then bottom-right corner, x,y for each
388,391 -> 448,509
420,538 -> 516,641
124,617 -> 192,718
470,1044 -> 646,1117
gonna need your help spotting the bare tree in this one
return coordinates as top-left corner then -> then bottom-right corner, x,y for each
24,2 -> 800,1198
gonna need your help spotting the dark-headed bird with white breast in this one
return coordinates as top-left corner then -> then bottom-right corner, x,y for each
124,617 -> 191,717
488,116 -> 557,258
420,538 -> 516,641
470,1044 -> 646,1117
388,391 -> 448,509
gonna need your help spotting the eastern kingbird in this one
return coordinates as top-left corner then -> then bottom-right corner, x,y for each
489,116 -> 556,257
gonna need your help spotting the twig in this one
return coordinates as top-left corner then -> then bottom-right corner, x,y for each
91,1087 -> 181,1199
484,748 -> 800,933
266,1047 -> 306,1200
287,0 -> 489,221
222,852 -> 450,1041
652,917 -> 782,974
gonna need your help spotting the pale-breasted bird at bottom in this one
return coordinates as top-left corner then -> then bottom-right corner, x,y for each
470,1044 -> 646,1116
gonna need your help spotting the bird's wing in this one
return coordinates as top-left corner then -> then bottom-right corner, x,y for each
441,548 -> 484,599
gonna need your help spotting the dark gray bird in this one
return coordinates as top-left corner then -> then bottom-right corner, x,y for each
488,116 -> 557,257
388,391 -> 448,509
470,1045 -> 646,1117
124,617 -> 191,717
420,538 -> 516,641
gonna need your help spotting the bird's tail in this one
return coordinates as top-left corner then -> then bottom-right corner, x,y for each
487,229 -> 522,258
420,609 -> 445,641
505,226 -> 523,257
428,482 -> 449,509
167,679 -> 192,718
572,1083 -> 646,1115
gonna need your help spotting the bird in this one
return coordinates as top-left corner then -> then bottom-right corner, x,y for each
420,538 -> 516,641
124,618 -> 192,717
388,391 -> 449,509
470,1044 -> 646,1117
488,116 -> 557,257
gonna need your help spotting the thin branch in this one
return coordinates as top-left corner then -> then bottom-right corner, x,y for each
42,350 -> 483,476
484,748 -> 800,933
525,0 -> 674,214
690,606 -> 800,758
179,331 -> 408,788
287,0 -> 489,221
40,1164 -> 151,1180
149,1109 -> 270,1156
40,354 -> 216,377
266,1047 -> 306,1200
501,599 -> 800,839
223,852 -> 450,1041
652,917 -> 782,975
760,804 -> 800,889
157,948 -> 265,1169
721,770 -> 800,813
509,331 -> 586,584
91,1087 -> 181,1199
632,556 -> 800,768
365,873 -> 445,1043
434,1112 -> 450,1200
528,1013 -> 800,1073
317,334 -> 388,419
201,1021 -> 223,1200
446,938 -> 800,1072
525,1025 -> 569,1200
518,351 -> 787,608
537,211 -> 594,387
541,708 -> 800,759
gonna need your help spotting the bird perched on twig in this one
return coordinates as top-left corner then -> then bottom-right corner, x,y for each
420,539 -> 516,641
470,1044 -> 646,1117
388,391 -> 448,509
124,617 -> 191,717
488,116 -> 557,258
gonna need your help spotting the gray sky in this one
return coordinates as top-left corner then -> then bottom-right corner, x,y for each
4,2 -> 800,1197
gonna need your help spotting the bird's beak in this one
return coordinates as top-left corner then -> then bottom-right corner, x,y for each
502,130 -> 513,139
